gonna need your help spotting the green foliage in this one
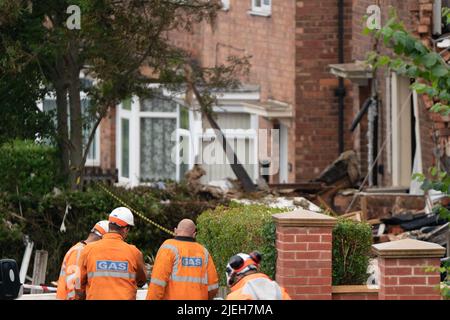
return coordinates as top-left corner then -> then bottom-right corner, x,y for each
332,219 -> 373,285
425,259 -> 450,299
413,168 -> 450,221
198,204 -> 373,286
0,140 -> 61,196
0,184 -> 225,281
196,203 -> 287,286
365,10 -> 450,116
0,195 -> 24,263
0,67 -> 54,145
368,13 -> 450,297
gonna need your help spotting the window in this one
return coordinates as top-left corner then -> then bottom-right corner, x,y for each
250,0 -> 271,16
40,96 -> 101,166
116,93 -> 191,186
121,118 -> 130,178
198,112 -> 258,183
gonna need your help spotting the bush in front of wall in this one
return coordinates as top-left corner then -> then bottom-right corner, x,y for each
196,203 -> 288,286
332,218 -> 373,285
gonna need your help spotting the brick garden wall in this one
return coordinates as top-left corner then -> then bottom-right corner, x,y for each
273,209 -> 445,300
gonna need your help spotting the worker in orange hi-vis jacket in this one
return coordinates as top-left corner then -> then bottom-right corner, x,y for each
77,207 -> 147,300
146,219 -> 219,300
225,251 -> 291,300
56,220 -> 109,300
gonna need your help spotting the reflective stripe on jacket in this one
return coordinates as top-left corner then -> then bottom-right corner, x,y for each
146,237 -> 219,300
226,273 -> 291,300
56,242 -> 86,300
78,233 -> 147,300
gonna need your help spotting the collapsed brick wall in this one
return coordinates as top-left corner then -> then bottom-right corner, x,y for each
351,0 -> 439,186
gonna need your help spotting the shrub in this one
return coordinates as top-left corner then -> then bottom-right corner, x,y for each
0,184 -> 226,281
197,204 -> 373,287
0,140 -> 61,196
332,218 -> 372,285
196,203 -> 287,286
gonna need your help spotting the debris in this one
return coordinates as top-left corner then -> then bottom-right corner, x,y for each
256,177 -> 270,192
340,211 -> 362,222
400,214 -> 447,231
208,179 -> 235,193
315,150 -> 360,186
317,195 -> 337,216
184,165 -> 225,199
293,197 -> 322,213
367,219 -> 381,225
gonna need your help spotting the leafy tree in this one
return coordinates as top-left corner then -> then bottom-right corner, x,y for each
1,0 -> 255,190
0,66 -> 55,145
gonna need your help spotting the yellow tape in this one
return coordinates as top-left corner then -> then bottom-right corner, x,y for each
94,181 -> 175,236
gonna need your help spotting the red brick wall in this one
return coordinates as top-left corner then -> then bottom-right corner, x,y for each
378,257 -> 442,300
276,226 -> 334,299
170,2 -> 296,105
294,0 -> 354,180
332,292 -> 379,300
168,1 -> 297,182
352,0 -> 438,186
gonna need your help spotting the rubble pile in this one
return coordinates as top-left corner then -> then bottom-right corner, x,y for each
373,211 -> 449,246
184,150 -> 449,251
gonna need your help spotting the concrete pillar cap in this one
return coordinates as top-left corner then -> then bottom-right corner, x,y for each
372,238 -> 446,258
272,208 -> 337,227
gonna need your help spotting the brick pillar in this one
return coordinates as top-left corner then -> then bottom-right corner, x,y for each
273,209 -> 337,300
373,239 -> 445,300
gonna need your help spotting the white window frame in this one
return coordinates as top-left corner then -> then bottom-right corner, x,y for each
116,98 -> 133,185
116,94 -> 189,187
80,92 -> 101,167
249,0 -> 271,16
194,110 -> 259,183
36,93 -> 101,167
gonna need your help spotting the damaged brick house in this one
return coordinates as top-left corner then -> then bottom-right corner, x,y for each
41,0 -> 449,190
335,0 -> 450,195
64,0 -> 354,187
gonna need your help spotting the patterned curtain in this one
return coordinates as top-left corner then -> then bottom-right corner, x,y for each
140,117 -> 177,182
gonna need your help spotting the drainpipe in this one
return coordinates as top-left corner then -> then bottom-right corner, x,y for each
433,0 -> 442,36
336,0 -> 346,154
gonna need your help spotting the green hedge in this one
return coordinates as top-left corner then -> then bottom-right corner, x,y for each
0,184 -> 226,281
196,203 -> 287,286
332,218 -> 372,285
197,205 -> 373,286
0,140 -> 60,196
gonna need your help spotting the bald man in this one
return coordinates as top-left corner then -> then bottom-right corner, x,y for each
146,219 -> 219,300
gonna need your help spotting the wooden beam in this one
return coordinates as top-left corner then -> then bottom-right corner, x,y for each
31,250 -> 48,294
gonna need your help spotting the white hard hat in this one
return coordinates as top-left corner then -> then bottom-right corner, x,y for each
91,220 -> 110,237
109,207 -> 135,227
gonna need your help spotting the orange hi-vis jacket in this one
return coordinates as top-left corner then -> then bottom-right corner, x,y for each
77,233 -> 147,300
226,273 -> 291,300
56,241 -> 86,300
146,237 -> 219,300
